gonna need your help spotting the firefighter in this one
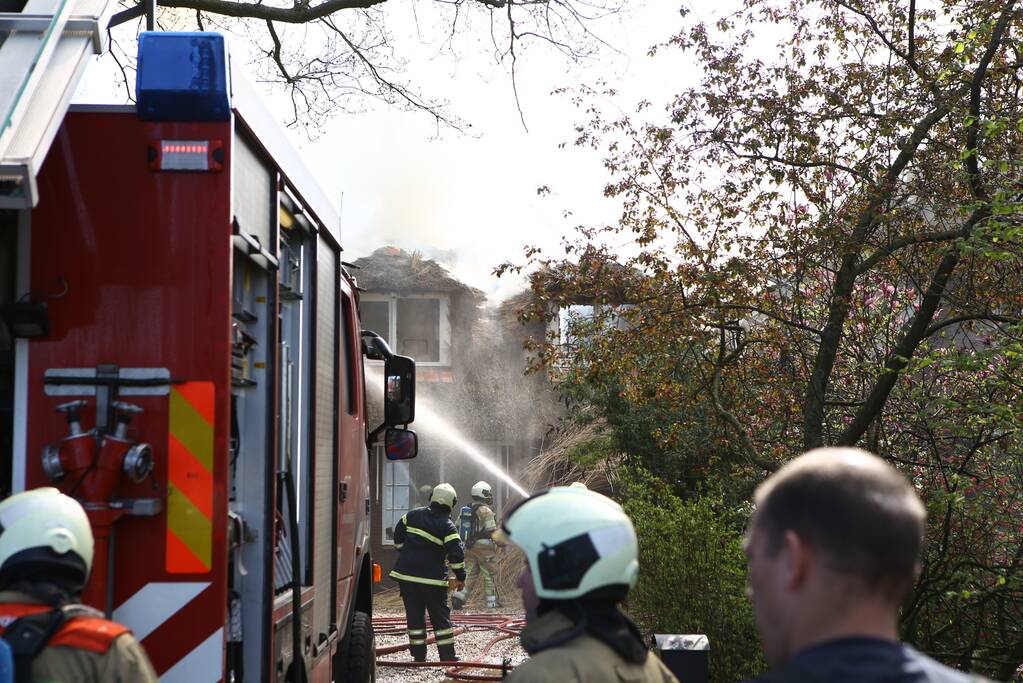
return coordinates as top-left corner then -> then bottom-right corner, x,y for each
452,480 -> 503,609
0,487 -> 158,682
499,486 -> 677,683
390,483 -> 466,662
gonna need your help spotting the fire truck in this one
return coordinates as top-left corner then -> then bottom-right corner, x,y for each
0,6 -> 418,682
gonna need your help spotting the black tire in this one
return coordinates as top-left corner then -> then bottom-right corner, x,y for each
335,610 -> 376,683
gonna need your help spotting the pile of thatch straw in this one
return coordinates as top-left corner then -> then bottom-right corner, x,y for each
518,421 -> 619,497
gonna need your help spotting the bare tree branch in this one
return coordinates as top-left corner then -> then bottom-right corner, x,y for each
321,16 -> 463,130
507,0 -> 529,132
160,0 -> 385,23
265,20 -> 294,83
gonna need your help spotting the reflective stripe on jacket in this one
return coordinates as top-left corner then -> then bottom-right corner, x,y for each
390,506 -> 466,585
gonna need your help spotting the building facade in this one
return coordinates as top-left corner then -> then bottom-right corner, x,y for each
353,247 -> 553,588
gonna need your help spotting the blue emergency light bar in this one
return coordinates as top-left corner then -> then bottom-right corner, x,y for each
136,32 -> 231,122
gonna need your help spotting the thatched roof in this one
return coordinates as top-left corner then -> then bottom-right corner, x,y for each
350,247 -> 483,297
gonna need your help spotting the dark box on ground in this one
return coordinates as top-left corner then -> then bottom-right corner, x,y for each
654,634 -> 709,683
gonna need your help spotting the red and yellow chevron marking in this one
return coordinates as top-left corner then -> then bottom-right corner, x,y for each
166,382 -> 214,574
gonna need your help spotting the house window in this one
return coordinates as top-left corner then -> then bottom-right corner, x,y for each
397,298 -> 440,362
381,459 -> 412,545
557,305 -> 593,349
555,304 -> 633,348
360,294 -> 450,366
361,300 -> 390,344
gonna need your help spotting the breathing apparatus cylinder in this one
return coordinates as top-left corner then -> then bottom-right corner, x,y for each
458,505 -> 474,543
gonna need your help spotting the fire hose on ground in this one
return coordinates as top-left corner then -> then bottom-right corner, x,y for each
374,614 -> 526,681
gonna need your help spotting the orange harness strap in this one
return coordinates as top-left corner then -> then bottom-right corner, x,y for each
0,604 -> 129,655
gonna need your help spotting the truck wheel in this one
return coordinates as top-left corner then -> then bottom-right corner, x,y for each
336,610 -> 375,683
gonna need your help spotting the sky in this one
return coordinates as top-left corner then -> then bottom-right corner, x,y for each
285,1 -> 698,301
78,0 -> 712,301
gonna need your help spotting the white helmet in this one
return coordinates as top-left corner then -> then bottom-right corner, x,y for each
430,483 -> 457,509
471,481 -> 493,502
0,488 -> 94,586
500,486 -> 638,600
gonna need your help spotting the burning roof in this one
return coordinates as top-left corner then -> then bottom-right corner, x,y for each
350,247 -> 483,299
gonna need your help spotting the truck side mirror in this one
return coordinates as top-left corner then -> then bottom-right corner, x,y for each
385,428 -> 418,461
384,354 -> 415,426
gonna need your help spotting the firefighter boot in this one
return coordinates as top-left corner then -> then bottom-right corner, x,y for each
408,629 -> 427,662
451,589 -> 468,609
437,643 -> 457,663
435,627 -> 457,662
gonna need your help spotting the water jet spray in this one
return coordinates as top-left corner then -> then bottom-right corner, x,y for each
366,367 -> 529,498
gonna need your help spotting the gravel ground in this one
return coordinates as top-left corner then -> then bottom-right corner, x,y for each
375,608 -> 529,683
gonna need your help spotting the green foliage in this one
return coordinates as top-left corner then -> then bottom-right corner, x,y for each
619,467 -> 764,683
558,353 -> 755,504
503,0 -> 1023,675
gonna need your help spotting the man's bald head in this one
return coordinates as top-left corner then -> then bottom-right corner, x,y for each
752,447 -> 927,602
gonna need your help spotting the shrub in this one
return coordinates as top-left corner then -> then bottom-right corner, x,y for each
619,467 -> 765,683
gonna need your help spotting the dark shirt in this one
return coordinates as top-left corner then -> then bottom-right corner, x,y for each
749,638 -> 991,683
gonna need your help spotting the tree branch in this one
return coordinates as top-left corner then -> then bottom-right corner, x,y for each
856,228 -> 962,275
161,0 -> 385,23
908,0 -> 916,67
265,20 -> 293,83
837,207 -> 991,446
720,141 -> 871,183
963,0 -> 1018,201
694,302 -> 824,337
507,0 -> 529,132
837,1 -> 1022,446
833,0 -> 931,91
707,331 -> 778,473
322,17 -> 463,130
802,100 -> 954,449
923,313 -> 1020,339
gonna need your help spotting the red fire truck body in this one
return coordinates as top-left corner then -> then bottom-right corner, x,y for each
6,49 -> 411,682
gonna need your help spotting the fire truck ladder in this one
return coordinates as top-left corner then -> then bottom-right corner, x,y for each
0,0 -> 114,208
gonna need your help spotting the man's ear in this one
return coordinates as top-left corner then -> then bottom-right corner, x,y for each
782,530 -> 810,591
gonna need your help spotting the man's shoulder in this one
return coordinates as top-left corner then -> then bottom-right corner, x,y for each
508,641 -> 676,683
100,631 -> 160,682
750,641 -> 994,683
503,641 -> 601,683
904,647 -> 994,682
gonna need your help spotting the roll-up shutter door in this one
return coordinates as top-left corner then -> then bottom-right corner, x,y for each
313,238 -> 338,637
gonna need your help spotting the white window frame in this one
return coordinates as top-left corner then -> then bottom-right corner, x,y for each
360,293 -> 451,367
497,444 -> 514,513
553,303 -> 633,349
380,455 -> 413,546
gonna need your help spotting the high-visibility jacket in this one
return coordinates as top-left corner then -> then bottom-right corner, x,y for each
471,503 -> 498,543
505,610 -> 678,683
390,506 -> 466,587
0,591 -> 158,683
